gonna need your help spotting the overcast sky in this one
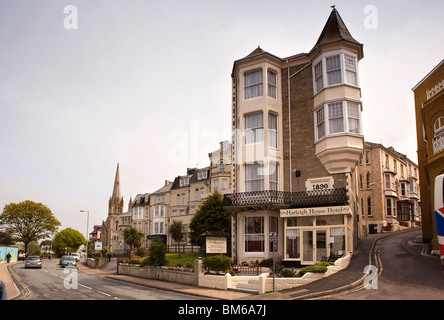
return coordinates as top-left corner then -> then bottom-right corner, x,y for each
1,0 -> 443,239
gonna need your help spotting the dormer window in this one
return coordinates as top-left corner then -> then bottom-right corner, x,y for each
197,170 -> 207,180
180,177 -> 189,187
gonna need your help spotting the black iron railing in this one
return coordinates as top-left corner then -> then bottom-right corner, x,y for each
223,188 -> 348,208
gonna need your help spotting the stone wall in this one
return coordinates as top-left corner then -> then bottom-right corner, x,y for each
117,256 -> 351,294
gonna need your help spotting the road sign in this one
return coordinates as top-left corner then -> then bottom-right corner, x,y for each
94,242 -> 103,251
270,237 -> 276,242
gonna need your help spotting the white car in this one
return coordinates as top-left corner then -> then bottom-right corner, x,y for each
70,253 -> 80,262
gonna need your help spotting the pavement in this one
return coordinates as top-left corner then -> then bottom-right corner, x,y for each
0,261 -> 21,300
1,229 -> 425,300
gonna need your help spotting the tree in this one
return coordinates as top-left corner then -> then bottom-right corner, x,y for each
0,200 -> 61,254
189,191 -> 231,248
0,229 -> 15,245
123,227 -> 144,257
52,228 -> 86,256
168,220 -> 185,257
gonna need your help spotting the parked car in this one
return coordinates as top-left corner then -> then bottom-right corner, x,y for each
70,253 -> 80,262
25,256 -> 42,269
59,255 -> 77,268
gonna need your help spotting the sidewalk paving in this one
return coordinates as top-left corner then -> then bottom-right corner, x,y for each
0,262 -> 21,300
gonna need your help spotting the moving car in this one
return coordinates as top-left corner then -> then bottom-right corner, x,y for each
70,253 -> 80,262
25,256 -> 42,269
59,255 -> 77,268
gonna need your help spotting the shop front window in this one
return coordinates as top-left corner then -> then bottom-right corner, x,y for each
245,216 -> 264,252
286,229 -> 300,259
330,227 -> 345,256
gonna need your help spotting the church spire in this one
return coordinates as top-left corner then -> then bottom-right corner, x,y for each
111,163 -> 121,201
109,163 -> 124,216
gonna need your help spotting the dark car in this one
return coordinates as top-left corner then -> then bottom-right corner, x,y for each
25,256 -> 42,269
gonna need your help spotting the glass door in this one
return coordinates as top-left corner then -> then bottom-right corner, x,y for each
302,230 -> 313,263
316,230 -> 328,262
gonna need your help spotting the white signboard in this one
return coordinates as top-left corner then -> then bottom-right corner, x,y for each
206,236 -> 227,254
280,205 -> 351,218
94,242 -> 103,251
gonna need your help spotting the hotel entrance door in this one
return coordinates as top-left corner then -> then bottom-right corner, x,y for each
301,229 -> 328,264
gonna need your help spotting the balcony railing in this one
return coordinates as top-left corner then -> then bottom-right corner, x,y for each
223,188 -> 348,208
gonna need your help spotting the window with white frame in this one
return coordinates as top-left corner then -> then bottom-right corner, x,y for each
154,205 -> 165,217
198,170 -> 207,180
222,179 -> 227,191
316,106 -> 325,139
213,179 -> 219,192
386,198 -> 396,216
347,102 -> 360,133
267,70 -> 277,98
326,55 -> 341,85
269,161 -> 278,191
244,69 -> 263,99
245,163 -> 264,192
268,113 -> 278,148
315,100 -> 361,140
344,54 -> 357,86
434,116 -> 444,137
314,61 -> 323,93
245,112 -> 264,144
154,221 -> 164,234
328,102 -> 344,133
313,51 -> 359,94
180,177 -> 190,187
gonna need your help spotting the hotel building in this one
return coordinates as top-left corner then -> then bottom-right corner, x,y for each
223,8 -> 364,265
357,142 -> 421,237
413,59 -> 444,253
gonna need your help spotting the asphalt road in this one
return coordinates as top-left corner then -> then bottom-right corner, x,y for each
330,229 -> 444,300
12,259 -> 206,300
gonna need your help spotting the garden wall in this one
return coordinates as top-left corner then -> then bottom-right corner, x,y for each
117,255 -> 351,294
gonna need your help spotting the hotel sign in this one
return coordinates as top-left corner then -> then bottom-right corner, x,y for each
206,236 -> 227,254
280,205 -> 351,217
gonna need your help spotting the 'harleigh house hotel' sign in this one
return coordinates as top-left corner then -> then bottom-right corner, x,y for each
280,205 -> 351,217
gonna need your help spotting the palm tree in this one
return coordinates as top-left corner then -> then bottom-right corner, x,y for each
123,227 -> 144,257
168,220 -> 185,258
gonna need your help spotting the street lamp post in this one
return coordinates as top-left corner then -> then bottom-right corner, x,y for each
80,210 -> 89,264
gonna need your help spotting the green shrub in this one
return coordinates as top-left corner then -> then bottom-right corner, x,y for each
279,268 -> 296,277
127,258 -> 141,265
297,264 -> 328,277
203,255 -> 232,274
147,240 -> 167,266
259,258 -> 273,268
140,256 -> 150,267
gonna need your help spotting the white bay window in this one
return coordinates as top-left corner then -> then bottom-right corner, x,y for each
313,50 -> 359,94
315,100 -> 362,140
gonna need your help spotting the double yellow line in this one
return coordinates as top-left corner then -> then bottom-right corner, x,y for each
8,263 -> 30,299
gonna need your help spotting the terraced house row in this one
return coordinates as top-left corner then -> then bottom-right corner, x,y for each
98,8 -> 421,265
